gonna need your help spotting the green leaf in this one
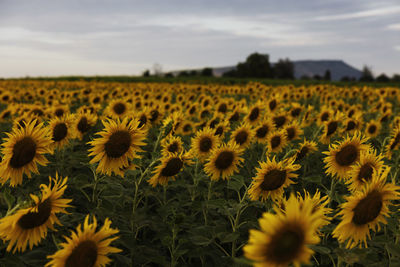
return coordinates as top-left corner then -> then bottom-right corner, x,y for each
219,232 -> 240,243
190,235 -> 213,246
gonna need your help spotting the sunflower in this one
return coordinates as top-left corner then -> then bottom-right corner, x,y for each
88,118 -> 146,177
384,125 -> 400,159
284,122 -> 303,143
342,116 -> 362,134
0,174 -> 71,253
191,127 -> 221,162
73,111 -> 98,140
267,130 -> 287,154
0,120 -> 52,186
243,194 -> 320,267
297,190 -> 332,230
245,101 -> 264,125
105,99 -> 131,119
50,104 -> 70,118
48,115 -> 74,150
213,121 -> 230,137
45,215 -> 121,267
317,106 -> 331,126
148,152 -> 191,187
161,135 -> 184,157
323,132 -> 370,181
364,120 -> 380,138
294,139 -> 318,162
248,157 -> 300,202
272,114 -> 288,129
230,123 -> 255,149
204,142 -> 244,181
254,119 -> 274,144
333,168 -> 400,248
319,113 -> 343,145
346,149 -> 384,192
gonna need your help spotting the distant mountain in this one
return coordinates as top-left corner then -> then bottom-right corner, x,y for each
202,60 -> 362,81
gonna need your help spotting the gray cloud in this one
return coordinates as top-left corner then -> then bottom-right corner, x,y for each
0,0 -> 399,77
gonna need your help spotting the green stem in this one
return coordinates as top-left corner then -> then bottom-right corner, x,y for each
231,186 -> 249,258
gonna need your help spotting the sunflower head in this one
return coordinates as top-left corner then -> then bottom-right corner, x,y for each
148,152 -> 192,187
204,142 -> 244,181
88,118 -> 146,176
333,167 -> 400,248
0,119 -> 53,186
0,173 -> 71,253
191,127 -> 221,162
267,130 -> 287,154
323,132 -> 370,180
243,194 -> 321,267
46,215 -> 121,267
248,156 -> 300,202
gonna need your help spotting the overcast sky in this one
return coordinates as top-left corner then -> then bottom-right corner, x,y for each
0,0 -> 399,77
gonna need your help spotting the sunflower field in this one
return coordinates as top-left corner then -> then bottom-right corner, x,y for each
0,80 -> 400,267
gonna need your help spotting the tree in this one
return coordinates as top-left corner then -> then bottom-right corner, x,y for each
235,52 -> 272,78
164,72 -> 174,78
201,67 -> 213,77
142,69 -> 150,77
323,70 -> 331,81
189,70 -> 198,76
376,73 -> 390,82
273,58 -> 294,79
391,74 -> 400,82
178,71 -> 189,77
359,65 -> 374,82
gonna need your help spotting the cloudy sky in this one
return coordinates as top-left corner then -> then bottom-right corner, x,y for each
0,0 -> 399,77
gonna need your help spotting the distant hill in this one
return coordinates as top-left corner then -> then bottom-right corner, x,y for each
181,60 -> 362,81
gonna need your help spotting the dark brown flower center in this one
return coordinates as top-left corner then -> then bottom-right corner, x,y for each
52,123 -> 68,142
321,112 -> 330,122
65,240 -> 98,267
138,115 -> 147,128
352,190 -> 382,225
296,146 -> 309,161
235,131 -> 248,145
17,198 -> 52,229
367,125 -> 377,134
199,137 -> 212,152
390,133 -> 400,150
77,117 -> 90,133
346,121 -> 356,131
266,225 -> 304,264
269,99 -> 277,111
256,125 -> 269,139
229,112 -> 239,123
335,144 -> 358,166
270,135 -> 281,149
215,126 -> 224,136
113,103 -> 126,115
55,108 -> 64,117
149,110 -> 159,122
160,157 -> 183,177
218,103 -> 227,113
10,137 -> 37,168
291,108 -> 301,117
214,151 -> 234,170
273,116 -> 286,128
327,121 -> 338,136
356,163 -> 374,183
260,169 -> 287,191
167,142 -> 179,153
286,127 -> 296,141
249,107 -> 260,121
104,130 -> 131,158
